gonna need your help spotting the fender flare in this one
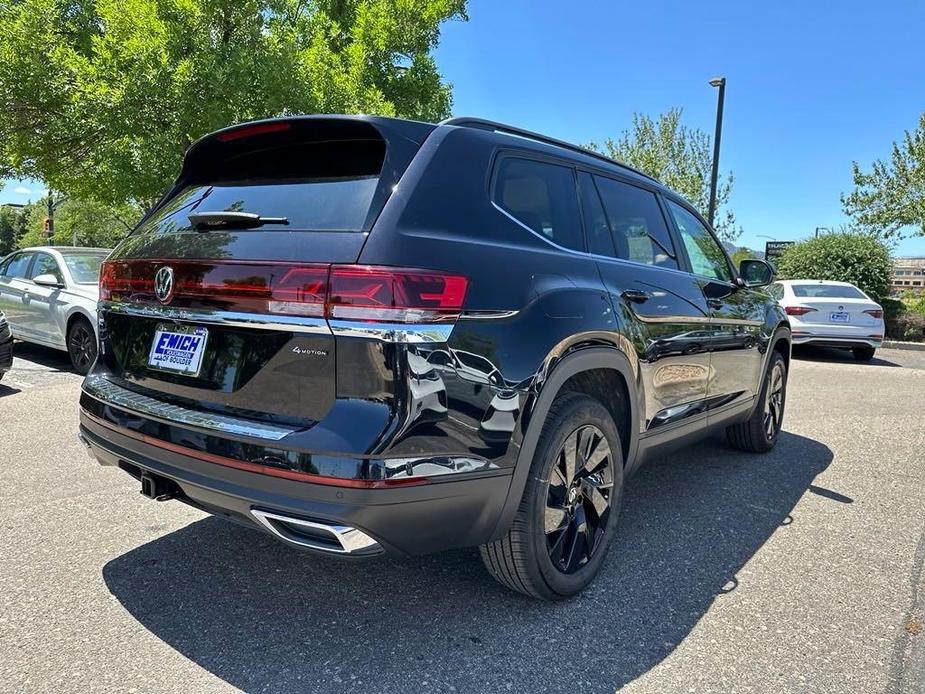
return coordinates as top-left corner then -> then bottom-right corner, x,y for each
491,346 -> 639,540
747,323 -> 792,418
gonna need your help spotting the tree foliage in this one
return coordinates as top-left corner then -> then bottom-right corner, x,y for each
842,112 -> 925,238
16,196 -> 141,249
0,0 -> 467,209
774,232 -> 893,301
0,205 -> 28,256
588,108 -> 741,243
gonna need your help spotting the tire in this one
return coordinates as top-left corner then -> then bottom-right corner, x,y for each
852,347 -> 876,362
67,317 -> 98,375
479,392 -> 624,600
726,351 -> 787,453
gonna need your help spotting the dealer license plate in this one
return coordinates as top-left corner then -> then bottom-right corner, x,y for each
148,325 -> 209,376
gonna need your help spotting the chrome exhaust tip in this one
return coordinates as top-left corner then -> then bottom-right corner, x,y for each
250,509 -> 382,556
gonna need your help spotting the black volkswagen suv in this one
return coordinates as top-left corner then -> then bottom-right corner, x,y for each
79,115 -> 790,599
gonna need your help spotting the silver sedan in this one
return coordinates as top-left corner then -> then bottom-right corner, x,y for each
0,246 -> 111,374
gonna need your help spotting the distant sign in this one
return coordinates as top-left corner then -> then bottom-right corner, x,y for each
765,241 -> 795,263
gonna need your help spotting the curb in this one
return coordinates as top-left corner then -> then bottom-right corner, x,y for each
883,341 -> 925,352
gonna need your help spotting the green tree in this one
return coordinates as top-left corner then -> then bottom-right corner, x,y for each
774,232 -> 893,301
0,204 -> 28,256
842,112 -> 925,238
16,195 -> 141,249
0,0 -> 467,209
730,247 -> 756,267
588,108 -> 741,243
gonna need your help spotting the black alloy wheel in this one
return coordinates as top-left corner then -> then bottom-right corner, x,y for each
763,359 -> 785,441
68,318 -> 97,375
479,392 -> 625,600
726,350 -> 788,453
544,424 -> 615,574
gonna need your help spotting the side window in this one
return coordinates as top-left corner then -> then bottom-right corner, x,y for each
4,253 -> 33,280
593,175 -> 678,269
30,254 -> 64,283
666,200 -> 733,282
494,157 -> 584,251
578,171 -> 615,256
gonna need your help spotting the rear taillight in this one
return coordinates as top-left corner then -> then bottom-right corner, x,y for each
99,261 -> 468,323
784,306 -> 817,316
863,309 -> 883,319
328,266 -> 468,322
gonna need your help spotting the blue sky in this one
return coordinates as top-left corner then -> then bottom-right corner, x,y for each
3,0 -> 922,256
433,0 -> 925,257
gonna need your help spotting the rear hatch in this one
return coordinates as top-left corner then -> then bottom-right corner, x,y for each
97,116 -> 433,425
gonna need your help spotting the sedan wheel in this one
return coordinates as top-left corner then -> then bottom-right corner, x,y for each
68,319 -> 97,375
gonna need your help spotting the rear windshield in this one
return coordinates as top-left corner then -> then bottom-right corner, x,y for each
142,138 -> 386,234
62,253 -> 108,283
791,283 -> 867,299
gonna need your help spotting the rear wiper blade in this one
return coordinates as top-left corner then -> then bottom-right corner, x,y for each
188,211 -> 289,229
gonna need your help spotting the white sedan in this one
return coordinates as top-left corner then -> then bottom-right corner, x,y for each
0,246 -> 111,374
768,279 -> 885,361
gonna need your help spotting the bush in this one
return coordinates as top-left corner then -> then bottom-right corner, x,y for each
887,312 -> 925,342
774,233 -> 892,301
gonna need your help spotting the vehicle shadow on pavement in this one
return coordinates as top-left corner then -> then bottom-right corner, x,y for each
103,431 -> 833,694
792,345 -> 901,367
12,341 -> 74,372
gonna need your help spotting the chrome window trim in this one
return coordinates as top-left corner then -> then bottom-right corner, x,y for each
82,374 -> 299,441
491,200 -> 704,282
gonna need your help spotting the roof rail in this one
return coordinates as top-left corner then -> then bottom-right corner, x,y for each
439,116 -> 660,184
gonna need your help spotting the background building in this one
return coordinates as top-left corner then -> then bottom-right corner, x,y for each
891,257 -> 925,295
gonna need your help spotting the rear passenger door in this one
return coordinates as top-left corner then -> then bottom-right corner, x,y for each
0,252 -> 35,332
25,252 -> 66,345
579,172 -> 712,432
664,199 -> 765,409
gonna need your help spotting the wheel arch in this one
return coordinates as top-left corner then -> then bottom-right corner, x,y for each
65,307 -> 96,338
490,346 -> 639,540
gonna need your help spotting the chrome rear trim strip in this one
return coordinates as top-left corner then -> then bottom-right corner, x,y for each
81,374 -> 298,441
100,301 -> 331,335
100,302 -> 454,343
328,319 -> 453,343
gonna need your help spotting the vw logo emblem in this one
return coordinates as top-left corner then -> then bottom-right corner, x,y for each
154,266 -> 174,304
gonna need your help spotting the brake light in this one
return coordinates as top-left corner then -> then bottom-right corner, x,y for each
784,306 -> 817,316
328,266 -> 468,322
863,309 -> 883,319
216,121 -> 291,142
99,260 -> 468,323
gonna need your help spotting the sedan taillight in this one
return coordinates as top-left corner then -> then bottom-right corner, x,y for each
784,306 -> 817,316
863,309 -> 883,319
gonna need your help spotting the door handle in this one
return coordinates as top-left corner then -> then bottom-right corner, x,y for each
621,289 -> 650,304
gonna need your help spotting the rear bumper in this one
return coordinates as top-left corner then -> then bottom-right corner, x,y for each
791,333 -> 882,349
78,413 -> 513,557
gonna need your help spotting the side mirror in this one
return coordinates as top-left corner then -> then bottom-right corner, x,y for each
738,259 -> 776,288
33,273 -> 63,288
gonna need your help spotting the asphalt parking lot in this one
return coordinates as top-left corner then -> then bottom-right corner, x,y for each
1,342 -> 923,693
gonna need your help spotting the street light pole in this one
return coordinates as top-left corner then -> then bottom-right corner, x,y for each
707,77 -> 726,228
815,226 -> 831,238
